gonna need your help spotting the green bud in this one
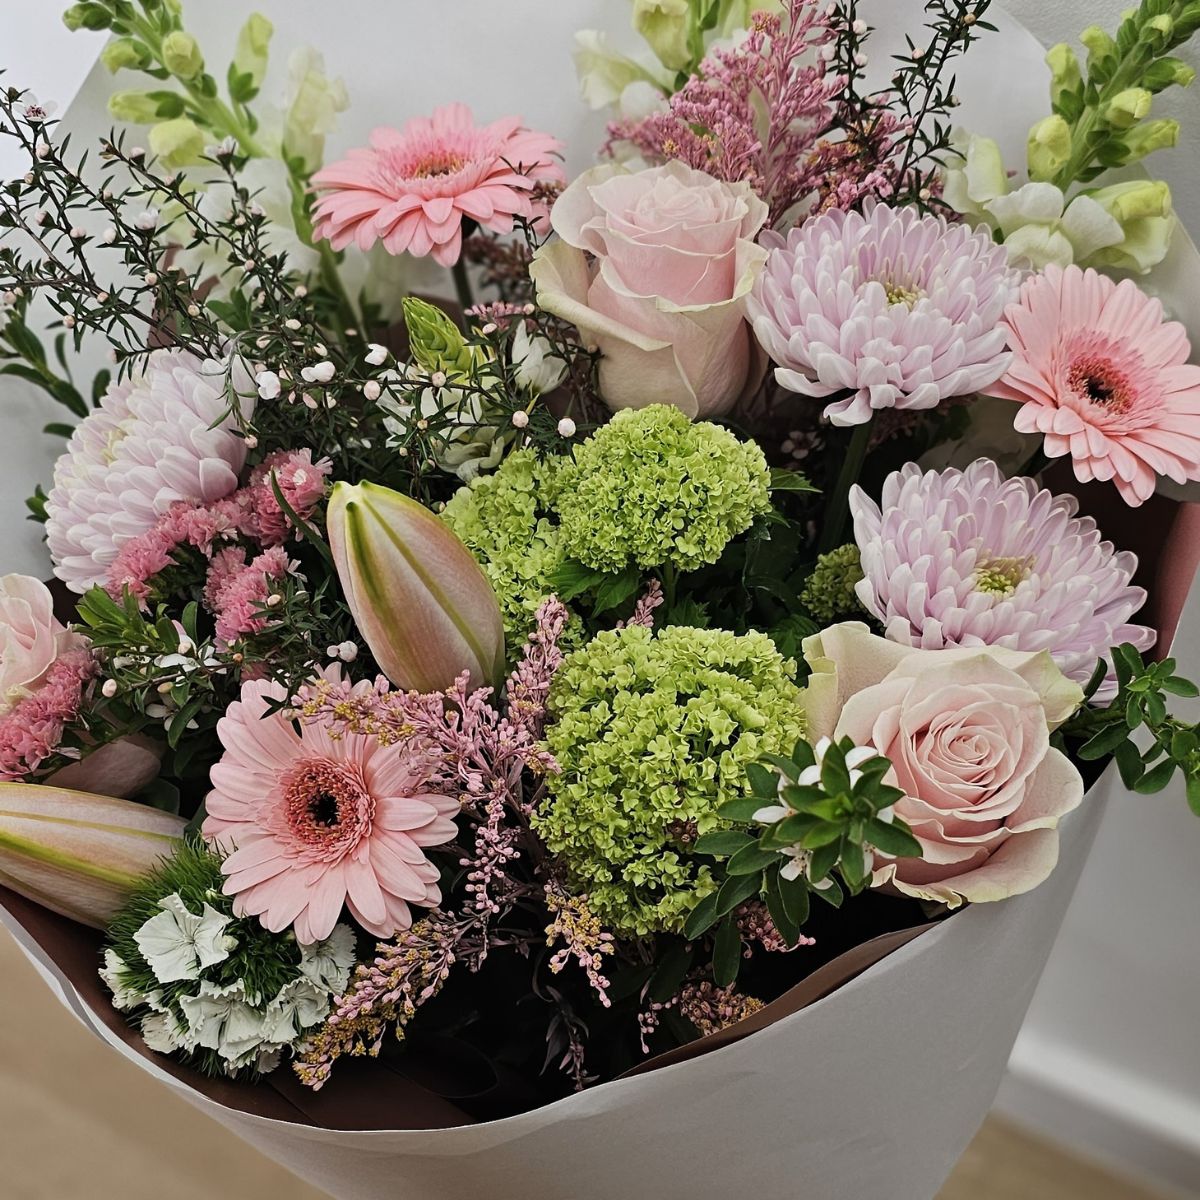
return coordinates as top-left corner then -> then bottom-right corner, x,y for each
632,0 -> 693,72
1086,180 -> 1175,273
1118,116 -> 1181,162
100,38 -> 149,74
1079,25 -> 1116,69
62,4 -> 111,32
1045,43 -> 1082,108
1106,87 -> 1153,129
1027,114 -> 1073,181
232,13 -> 273,91
1091,178 -> 1172,224
107,89 -> 162,125
161,30 -> 204,81
148,116 -> 206,167
1144,14 -> 1174,40
1143,56 -> 1196,91
402,297 -> 479,378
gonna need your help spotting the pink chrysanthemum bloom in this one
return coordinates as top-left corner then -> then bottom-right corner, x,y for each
989,264 -> 1200,506
204,672 -> 460,943
748,203 -> 1017,426
851,460 -> 1155,700
311,103 -> 565,266
46,350 -> 254,593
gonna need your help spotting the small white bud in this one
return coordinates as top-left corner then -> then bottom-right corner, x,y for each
557,417 -> 577,437
62,315 -> 76,328
285,318 -> 302,331
144,271 -> 159,286
365,342 -> 388,366
363,380 -> 381,401
511,410 -> 530,429
69,226 -> 86,240
101,679 -> 119,698
294,285 -> 308,298
337,641 -> 358,662
266,593 -> 284,608
244,434 -> 258,449
186,303 -> 200,317
301,360 -> 336,384
326,644 -> 340,659
99,227 -> 116,245
134,208 -> 159,231
430,370 -> 447,387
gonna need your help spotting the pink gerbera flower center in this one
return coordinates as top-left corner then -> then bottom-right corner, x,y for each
280,756 -> 374,860
1065,349 -> 1137,415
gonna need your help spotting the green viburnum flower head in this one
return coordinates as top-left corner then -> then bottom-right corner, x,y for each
801,544 -> 865,624
556,404 -> 771,575
536,623 -> 805,935
441,449 -> 572,651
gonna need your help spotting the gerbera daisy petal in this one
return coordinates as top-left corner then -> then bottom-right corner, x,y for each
203,673 -> 459,940
312,103 -> 563,265
992,264 -> 1200,506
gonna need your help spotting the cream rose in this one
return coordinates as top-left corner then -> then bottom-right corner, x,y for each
529,161 -> 769,418
802,623 -> 1085,907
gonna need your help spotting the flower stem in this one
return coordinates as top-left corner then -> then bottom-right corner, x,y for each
819,416 -> 875,555
451,257 -> 475,321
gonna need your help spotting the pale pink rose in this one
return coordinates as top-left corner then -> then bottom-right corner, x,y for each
802,622 -> 1085,908
529,161 -> 769,418
0,574 -> 85,712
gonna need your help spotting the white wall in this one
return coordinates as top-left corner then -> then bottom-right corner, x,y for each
1,2 -> 1198,1190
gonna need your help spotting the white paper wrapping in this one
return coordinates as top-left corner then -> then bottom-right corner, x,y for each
1,2 -> 1198,1198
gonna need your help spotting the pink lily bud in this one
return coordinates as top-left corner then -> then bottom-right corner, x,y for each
326,480 -> 505,693
0,783 -> 186,928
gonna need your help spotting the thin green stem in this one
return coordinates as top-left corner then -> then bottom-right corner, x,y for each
819,417 -> 875,555
451,257 -> 475,320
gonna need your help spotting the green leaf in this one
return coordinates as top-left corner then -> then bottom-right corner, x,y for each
799,822 -> 843,850
590,565 -> 641,615
1162,677 -> 1200,698
546,558 -> 609,603
717,796 -> 769,822
1079,721 -> 1133,761
865,817 -> 922,859
713,918 -> 743,988
714,870 -> 762,919
683,891 -> 721,941
768,467 -> 818,494
693,830 -> 754,857
1134,758 -> 1177,794
648,941 -> 694,1003
725,842 -> 781,875
764,874 -> 800,947
166,695 -> 206,749
745,761 -> 779,797
776,870 -> 810,928
268,471 -> 332,566
1114,738 -> 1144,788
840,840 -> 866,889
808,838 -> 840,882
1186,774 -> 1200,818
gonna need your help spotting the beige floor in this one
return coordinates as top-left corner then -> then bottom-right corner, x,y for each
0,927 -> 1176,1200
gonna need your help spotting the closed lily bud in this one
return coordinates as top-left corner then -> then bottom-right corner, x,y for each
1026,115 -> 1072,181
326,480 -> 505,693
0,783 -> 186,929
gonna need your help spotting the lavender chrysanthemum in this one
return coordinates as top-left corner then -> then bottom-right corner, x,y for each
748,204 -> 1018,426
850,460 -> 1155,700
45,350 -> 253,593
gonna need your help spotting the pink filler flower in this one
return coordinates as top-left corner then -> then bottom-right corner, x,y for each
204,672 -> 460,943
312,103 -> 564,266
990,263 -> 1200,506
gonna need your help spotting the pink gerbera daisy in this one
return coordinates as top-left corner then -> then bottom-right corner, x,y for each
990,264 -> 1200,506
204,673 -> 459,943
311,102 -> 564,266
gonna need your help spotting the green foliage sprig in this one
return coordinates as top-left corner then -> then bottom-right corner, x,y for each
684,737 -> 920,986
1063,643 -> 1200,814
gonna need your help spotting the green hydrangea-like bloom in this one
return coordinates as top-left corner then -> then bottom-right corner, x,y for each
441,449 -> 568,648
555,405 -> 772,574
536,624 -> 805,936
801,544 -> 865,624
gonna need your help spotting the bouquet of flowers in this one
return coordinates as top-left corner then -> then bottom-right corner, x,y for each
1,0 -> 1199,1195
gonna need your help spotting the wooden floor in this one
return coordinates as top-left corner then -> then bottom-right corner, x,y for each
0,927 -> 1177,1200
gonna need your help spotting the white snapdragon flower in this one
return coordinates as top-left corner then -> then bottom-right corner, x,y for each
133,893 -> 238,984
281,47 -> 349,172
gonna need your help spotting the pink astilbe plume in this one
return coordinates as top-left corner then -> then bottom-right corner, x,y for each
605,1 -> 844,220
312,103 -> 565,266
